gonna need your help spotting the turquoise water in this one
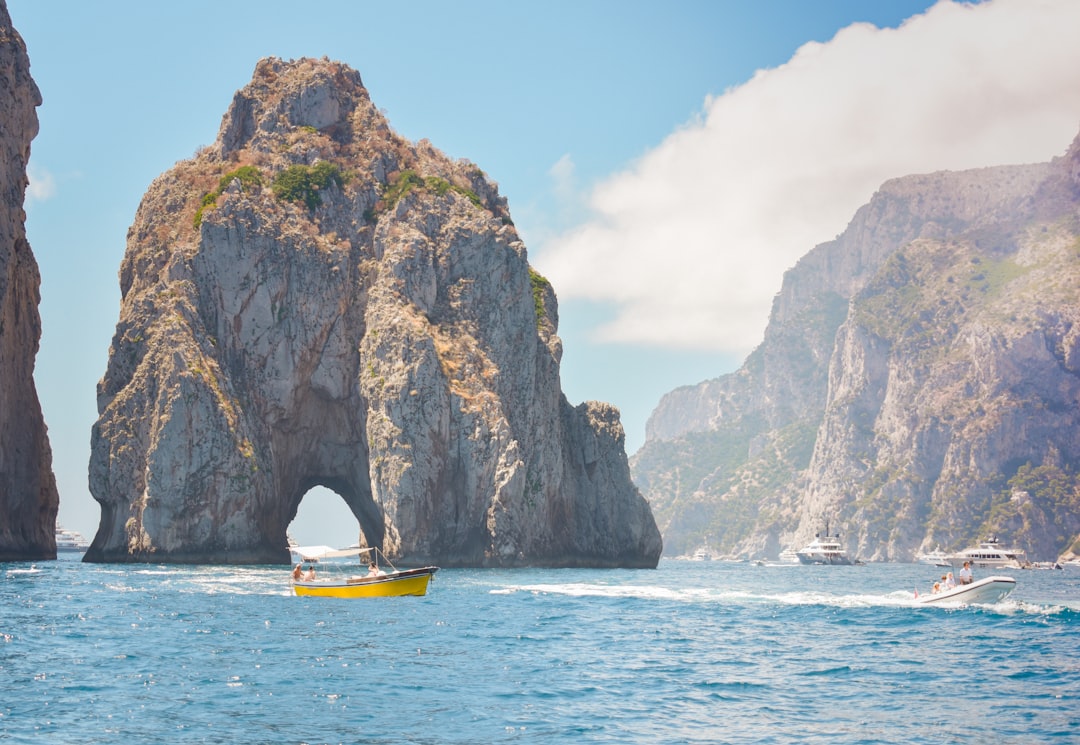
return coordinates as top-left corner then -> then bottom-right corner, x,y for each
2,558 -> 1077,744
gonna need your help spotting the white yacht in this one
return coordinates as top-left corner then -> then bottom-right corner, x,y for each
947,537 -> 1028,570
916,549 -> 951,567
796,524 -> 854,565
691,545 -> 714,561
55,525 -> 90,553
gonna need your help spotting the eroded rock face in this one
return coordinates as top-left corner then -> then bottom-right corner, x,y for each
638,129 -> 1080,562
87,57 -> 661,566
0,1 -> 59,562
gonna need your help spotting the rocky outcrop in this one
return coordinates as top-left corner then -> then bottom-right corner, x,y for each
87,57 -> 661,566
634,131 -> 1080,562
0,1 -> 58,562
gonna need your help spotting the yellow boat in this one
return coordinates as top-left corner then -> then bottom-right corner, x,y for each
290,545 -> 438,598
293,566 -> 438,598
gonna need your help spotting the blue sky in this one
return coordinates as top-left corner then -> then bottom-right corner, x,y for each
10,1 -> 1080,548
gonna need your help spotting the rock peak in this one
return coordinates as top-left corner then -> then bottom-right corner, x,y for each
217,57 -> 371,156
89,57 -> 661,566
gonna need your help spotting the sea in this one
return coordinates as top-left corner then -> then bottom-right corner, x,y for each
2,557 -> 1077,745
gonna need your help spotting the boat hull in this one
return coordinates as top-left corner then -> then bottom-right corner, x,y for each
917,575 -> 1015,605
796,552 -> 853,566
947,557 -> 1023,570
293,566 -> 438,598
946,539 -> 1028,570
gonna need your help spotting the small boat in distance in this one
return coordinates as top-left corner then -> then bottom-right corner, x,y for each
778,547 -> 799,563
55,525 -> 90,553
796,523 -> 854,565
915,575 -> 1016,605
946,537 -> 1028,570
291,546 -> 438,598
916,549 -> 951,567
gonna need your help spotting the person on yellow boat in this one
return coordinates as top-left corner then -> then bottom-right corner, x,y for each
292,564 -> 303,581
367,562 -> 386,577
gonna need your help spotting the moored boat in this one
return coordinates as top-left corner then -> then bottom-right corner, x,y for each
291,546 -> 438,598
946,537 -> 1028,570
915,575 -> 1015,605
796,523 -> 854,565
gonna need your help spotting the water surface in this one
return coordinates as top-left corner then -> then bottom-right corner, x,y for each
2,558 -> 1077,743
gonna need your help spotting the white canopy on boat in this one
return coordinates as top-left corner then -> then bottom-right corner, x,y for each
292,545 -> 373,562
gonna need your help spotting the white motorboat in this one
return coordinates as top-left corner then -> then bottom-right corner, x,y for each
778,547 -> 800,563
947,537 -> 1028,570
691,545 -> 714,561
55,525 -> 90,553
796,525 -> 854,565
915,575 -> 1016,605
916,549 -> 951,567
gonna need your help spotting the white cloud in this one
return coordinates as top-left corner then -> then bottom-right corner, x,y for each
26,162 -> 56,203
536,0 -> 1080,357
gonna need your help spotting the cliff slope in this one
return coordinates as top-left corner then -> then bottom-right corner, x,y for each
88,57 -> 661,566
634,129 -> 1080,562
0,1 -> 58,562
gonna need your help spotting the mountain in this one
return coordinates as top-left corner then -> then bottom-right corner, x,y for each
87,57 -> 661,566
0,1 -> 59,562
633,128 -> 1080,562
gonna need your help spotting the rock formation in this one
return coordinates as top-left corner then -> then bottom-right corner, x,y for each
634,129 -> 1080,562
87,57 -> 661,566
0,1 -> 59,562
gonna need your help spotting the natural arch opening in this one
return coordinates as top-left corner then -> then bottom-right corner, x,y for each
288,486 -> 361,549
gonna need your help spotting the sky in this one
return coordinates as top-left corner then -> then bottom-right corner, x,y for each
9,0 -> 1080,549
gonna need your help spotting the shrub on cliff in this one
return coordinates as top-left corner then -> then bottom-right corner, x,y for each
194,165 -> 264,228
367,170 -> 483,221
271,161 -> 350,210
529,268 -> 549,325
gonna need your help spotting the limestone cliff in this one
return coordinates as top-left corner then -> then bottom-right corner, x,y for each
634,130 -> 1080,562
87,57 -> 661,566
0,1 -> 58,562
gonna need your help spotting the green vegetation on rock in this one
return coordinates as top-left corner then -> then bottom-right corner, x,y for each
369,169 -> 483,220
194,165 -> 264,228
271,161 -> 350,210
529,268 -> 550,326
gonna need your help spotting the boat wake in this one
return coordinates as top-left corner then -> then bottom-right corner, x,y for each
4,565 -> 40,576
492,582 -> 702,602
497,582 -> 905,607
495,582 -> 1067,616
95,566 -> 292,597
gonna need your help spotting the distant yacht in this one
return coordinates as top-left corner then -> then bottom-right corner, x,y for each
55,525 -> 90,553
691,545 -> 714,561
946,537 -> 1028,570
796,523 -> 854,565
916,549 -> 951,567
